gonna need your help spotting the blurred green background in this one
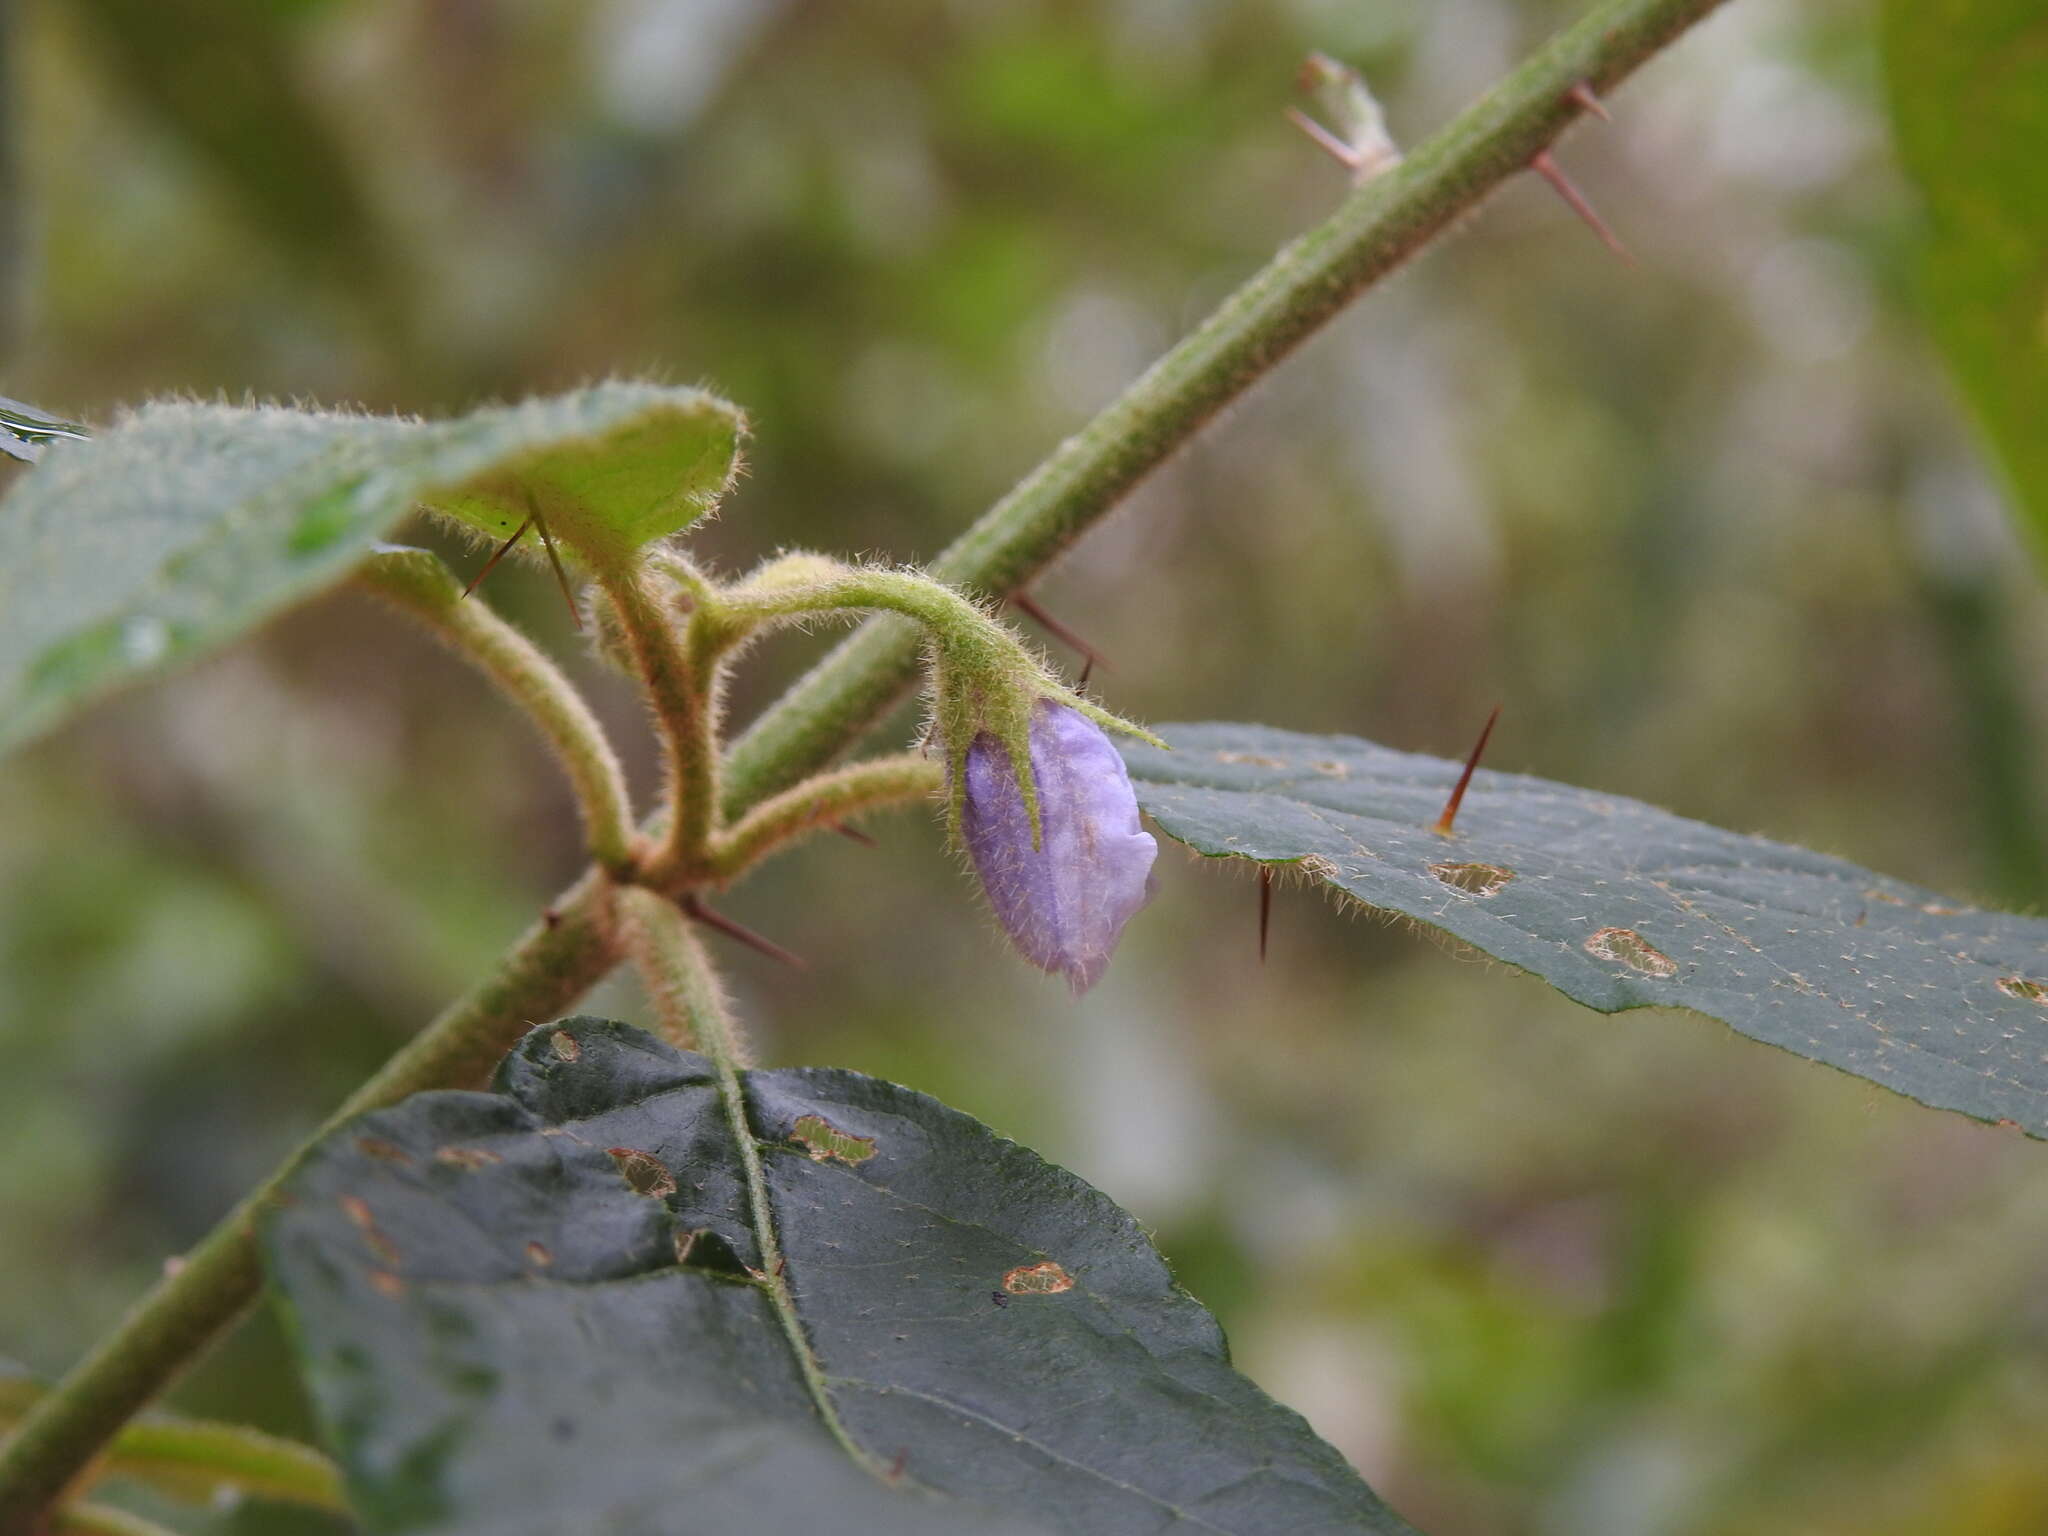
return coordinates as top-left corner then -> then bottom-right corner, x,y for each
5,1 -> 2048,1532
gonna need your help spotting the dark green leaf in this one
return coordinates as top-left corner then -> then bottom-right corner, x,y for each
1124,723 -> 2048,1137
0,383 -> 740,757
1884,0 -> 2048,544
263,1019 -> 1415,1536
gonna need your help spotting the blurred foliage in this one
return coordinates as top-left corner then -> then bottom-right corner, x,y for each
3,1 -> 2048,1533
1883,0 -> 2048,579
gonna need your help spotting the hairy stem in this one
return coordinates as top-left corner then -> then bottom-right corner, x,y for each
356,554 -> 636,875
618,886 -> 715,1054
708,754 -> 942,883
50,1506 -> 180,1536
603,570 -> 722,878
718,0 -> 1734,819
0,873 -> 621,1532
0,1380 -> 343,1513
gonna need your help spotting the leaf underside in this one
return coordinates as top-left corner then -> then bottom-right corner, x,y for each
263,1019 -> 1414,1536
0,383 -> 741,759
1123,723 -> 2048,1139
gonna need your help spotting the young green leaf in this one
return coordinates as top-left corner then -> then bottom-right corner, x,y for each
0,384 -> 741,759
1123,722 -> 2048,1138
1884,0 -> 2048,549
262,1019 -> 1417,1536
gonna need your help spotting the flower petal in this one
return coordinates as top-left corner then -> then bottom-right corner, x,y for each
962,700 -> 1158,993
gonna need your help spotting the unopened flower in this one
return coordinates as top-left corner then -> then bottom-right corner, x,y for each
961,700 -> 1157,994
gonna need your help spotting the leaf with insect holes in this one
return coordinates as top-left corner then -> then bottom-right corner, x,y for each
0,383 -> 741,759
1884,0 -> 2048,554
261,1018 -> 1420,1536
1123,722 -> 2048,1139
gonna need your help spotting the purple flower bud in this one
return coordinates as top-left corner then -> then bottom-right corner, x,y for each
961,700 -> 1158,994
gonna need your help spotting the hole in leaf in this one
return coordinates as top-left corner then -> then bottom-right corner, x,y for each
435,1144 -> 502,1170
607,1146 -> 677,1199
673,1227 -> 747,1274
1002,1260 -> 1075,1296
526,1241 -> 553,1268
1428,861 -> 1514,898
550,1029 -> 581,1062
1997,976 -> 2048,1005
355,1136 -> 411,1165
790,1113 -> 877,1165
340,1196 -> 401,1266
1583,927 -> 1677,978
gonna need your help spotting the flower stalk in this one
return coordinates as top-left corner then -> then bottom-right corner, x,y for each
355,550 -> 637,875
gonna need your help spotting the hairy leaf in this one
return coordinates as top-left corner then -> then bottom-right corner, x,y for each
263,1019 -> 1415,1536
1884,0 -> 2048,545
1124,723 -> 2048,1138
0,383 -> 740,757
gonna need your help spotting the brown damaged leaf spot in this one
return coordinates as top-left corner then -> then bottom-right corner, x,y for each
368,1270 -> 406,1299
549,1029 -> 582,1062
1298,853 -> 1341,881
1584,926 -> 1678,979
1002,1260 -> 1076,1296
1429,861 -> 1515,898
1216,750 -> 1289,769
435,1144 -> 503,1170
1866,889 -> 1907,906
607,1146 -> 677,1199
339,1195 -> 401,1267
790,1113 -> 877,1165
1997,976 -> 2048,1006
525,1240 -> 554,1268
1309,759 -> 1349,777
673,1228 -> 706,1266
354,1136 -> 412,1165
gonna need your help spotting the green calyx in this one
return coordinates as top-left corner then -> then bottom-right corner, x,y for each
689,554 -> 1158,841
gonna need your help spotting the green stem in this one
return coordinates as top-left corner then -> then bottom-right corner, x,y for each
0,1381 -> 342,1513
603,570 -> 722,879
356,551 -> 636,875
49,1505 -> 180,1536
708,755 -> 942,883
718,0 -> 1734,820
618,886 -> 712,1055
610,890 -> 877,1473
0,872 -> 622,1533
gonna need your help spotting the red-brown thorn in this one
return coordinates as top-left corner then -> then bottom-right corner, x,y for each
1284,106 -> 1365,172
1529,151 -> 1634,266
1008,590 -> 1111,678
677,893 -> 808,971
1433,704 -> 1502,837
462,515 -> 532,600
